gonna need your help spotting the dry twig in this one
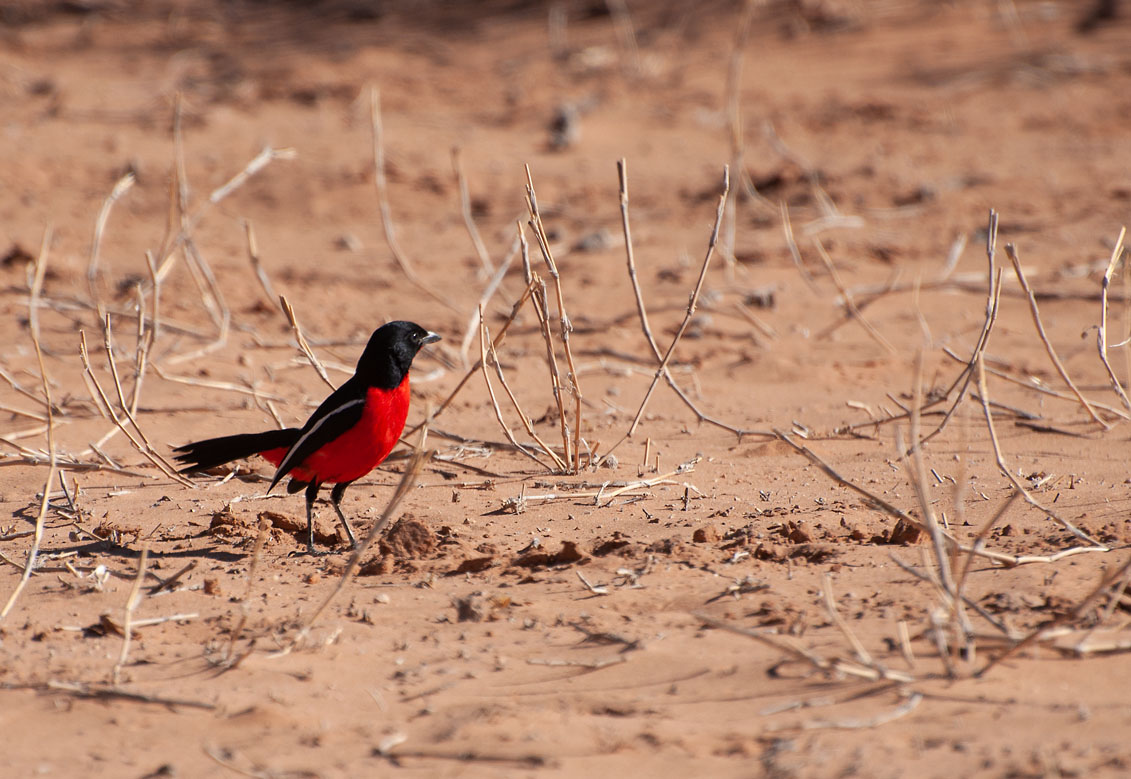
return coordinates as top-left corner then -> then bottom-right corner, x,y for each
452,146 -> 493,275
279,295 -> 336,390
431,279 -> 537,422
478,308 -> 562,471
1,228 -> 58,623
974,355 -> 1103,547
370,86 -> 457,312
112,546 -> 149,685
242,219 -> 281,310
1097,227 -> 1130,412
601,166 -> 766,464
79,331 -> 193,486
86,172 -> 136,309
525,166 -> 584,471
611,159 -> 768,450
154,145 -> 295,283
1006,242 -> 1107,428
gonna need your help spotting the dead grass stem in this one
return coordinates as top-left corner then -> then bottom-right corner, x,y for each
86,172 -> 136,310
112,545 -> 149,685
458,229 -> 521,367
974,355 -> 1103,547
976,553 -> 1131,677
1005,242 -> 1107,428
432,279 -> 537,422
525,166 -> 584,471
79,331 -> 193,487
478,307 -> 562,471
916,211 -> 1003,449
612,160 -> 768,448
154,145 -> 295,284
1097,227 -> 1130,412
813,237 -> 896,353
0,228 -> 58,623
242,219 -> 281,310
370,85 -> 457,312
452,146 -> 493,276
279,295 -> 336,390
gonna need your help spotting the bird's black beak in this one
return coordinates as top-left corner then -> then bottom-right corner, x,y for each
420,331 -> 441,346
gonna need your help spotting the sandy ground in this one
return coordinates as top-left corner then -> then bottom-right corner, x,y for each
2,1 -> 1131,776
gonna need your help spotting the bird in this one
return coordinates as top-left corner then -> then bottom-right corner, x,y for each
173,320 -> 441,554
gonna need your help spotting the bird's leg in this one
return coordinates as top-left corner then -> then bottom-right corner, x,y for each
304,481 -> 322,555
330,481 -> 359,549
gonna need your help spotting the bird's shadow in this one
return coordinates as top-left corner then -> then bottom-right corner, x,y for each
47,535 -> 250,564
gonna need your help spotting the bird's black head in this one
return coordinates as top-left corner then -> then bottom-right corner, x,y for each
356,320 -> 441,389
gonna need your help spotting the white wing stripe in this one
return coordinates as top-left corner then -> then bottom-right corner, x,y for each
278,398 -> 365,476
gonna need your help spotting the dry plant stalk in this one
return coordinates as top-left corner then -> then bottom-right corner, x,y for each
182,238 -> 230,341
154,144 -> 295,283
916,211 -> 1003,449
822,573 -> 908,680
507,458 -> 699,510
613,159 -> 766,445
940,346 -> 1129,420
954,490 -> 1022,595
486,318 -> 566,470
1005,242 -> 1107,428
719,0 -> 759,277
477,308 -> 562,472
813,237 -> 895,353
780,424 -> 1105,569
974,355 -> 1103,548
780,202 -> 822,295
370,85 -> 457,312
79,331 -> 194,487
901,355 -> 978,669
279,295 -> 336,390
0,228 -> 58,623
45,680 -> 214,710
697,612 -> 912,684
888,553 -> 1013,641
775,429 -> 925,540
601,166 -> 741,463
458,229 -> 521,367
528,275 -> 573,468
243,219 -> 281,311
86,172 -> 136,309
0,364 -> 51,412
112,545 -> 149,685
150,106 -> 252,367
133,250 -> 161,411
451,146 -> 493,275
976,553 -> 1131,677
432,279 -> 537,421
151,364 -> 286,403
525,165 -> 584,471
1097,227 -> 1130,412
102,317 -> 191,482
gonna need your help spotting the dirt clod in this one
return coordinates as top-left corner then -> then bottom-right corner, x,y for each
693,525 -> 720,543
380,518 -> 436,559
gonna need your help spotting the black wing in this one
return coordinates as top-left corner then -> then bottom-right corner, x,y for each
173,428 -> 300,472
267,377 -> 367,492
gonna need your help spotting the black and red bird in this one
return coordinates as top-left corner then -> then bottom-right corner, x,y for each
173,320 -> 441,553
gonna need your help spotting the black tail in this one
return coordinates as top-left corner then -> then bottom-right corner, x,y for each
172,428 -> 300,473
